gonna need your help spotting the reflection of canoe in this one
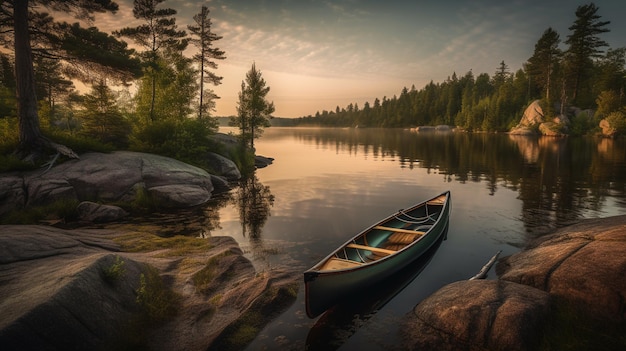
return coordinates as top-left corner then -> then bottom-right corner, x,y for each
305,231 -> 446,350
304,191 -> 451,318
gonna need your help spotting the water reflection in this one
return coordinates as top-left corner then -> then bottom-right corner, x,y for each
234,173 -> 274,241
284,128 -> 626,237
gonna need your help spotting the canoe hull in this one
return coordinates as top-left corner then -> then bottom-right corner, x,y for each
304,191 -> 451,318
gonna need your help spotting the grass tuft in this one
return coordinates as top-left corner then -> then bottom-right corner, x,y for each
102,255 -> 126,285
0,198 -> 79,224
135,265 -> 180,322
113,231 -> 214,256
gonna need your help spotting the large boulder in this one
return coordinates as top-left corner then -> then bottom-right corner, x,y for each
401,215 -> 626,350
254,155 -> 274,168
206,152 -> 241,180
0,151 -> 215,216
0,175 -> 25,215
497,215 -> 626,322
401,280 -> 551,351
538,115 -> 569,136
517,100 -> 545,128
600,118 -> 617,137
510,100 -> 568,136
77,201 -> 129,223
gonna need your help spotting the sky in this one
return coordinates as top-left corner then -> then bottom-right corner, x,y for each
92,0 -> 626,117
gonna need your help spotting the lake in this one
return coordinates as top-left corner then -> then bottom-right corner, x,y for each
208,127 -> 626,350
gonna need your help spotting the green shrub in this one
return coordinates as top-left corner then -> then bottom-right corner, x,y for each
102,255 -> 126,285
130,118 -> 219,168
127,186 -> 160,213
0,153 -> 37,172
44,129 -> 114,154
226,144 -> 255,176
136,266 -> 180,322
605,111 -> 626,135
570,111 -> 594,136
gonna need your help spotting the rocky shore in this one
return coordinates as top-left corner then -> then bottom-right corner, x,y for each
0,139 -> 295,351
401,215 -> 626,351
0,224 -> 299,350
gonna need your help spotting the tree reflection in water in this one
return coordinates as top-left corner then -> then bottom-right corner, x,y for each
290,128 -> 626,240
233,172 -> 275,263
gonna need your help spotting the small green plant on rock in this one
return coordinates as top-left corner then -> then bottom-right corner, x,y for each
193,251 -> 234,294
102,255 -> 126,285
135,266 -> 180,322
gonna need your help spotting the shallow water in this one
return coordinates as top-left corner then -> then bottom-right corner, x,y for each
207,127 -> 626,350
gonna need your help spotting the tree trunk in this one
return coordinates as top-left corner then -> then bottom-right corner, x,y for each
13,0 -> 78,161
150,74 -> 156,122
14,0 -> 42,152
199,56 -> 205,119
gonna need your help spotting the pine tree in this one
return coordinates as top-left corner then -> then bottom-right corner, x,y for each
232,63 -> 275,149
527,28 -> 562,105
188,5 -> 226,119
80,80 -> 130,147
564,3 -> 610,107
493,61 -> 510,88
115,0 -> 188,122
1,0 -> 136,158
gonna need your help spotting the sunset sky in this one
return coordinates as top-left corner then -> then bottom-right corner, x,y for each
96,0 -> 626,117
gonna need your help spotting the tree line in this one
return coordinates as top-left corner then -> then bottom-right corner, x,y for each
0,0 -> 272,170
295,3 -> 626,135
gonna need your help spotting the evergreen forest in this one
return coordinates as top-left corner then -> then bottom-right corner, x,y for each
294,3 -> 626,135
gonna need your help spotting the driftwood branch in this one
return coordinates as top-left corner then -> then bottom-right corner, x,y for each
469,250 -> 502,280
47,140 -> 79,159
40,152 -> 60,174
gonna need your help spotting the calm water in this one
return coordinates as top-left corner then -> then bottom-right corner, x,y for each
208,127 -> 626,350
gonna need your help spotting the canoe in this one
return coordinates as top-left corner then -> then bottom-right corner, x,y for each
304,191 -> 451,318
305,233 -> 446,350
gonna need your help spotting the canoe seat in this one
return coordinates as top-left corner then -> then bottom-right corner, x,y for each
320,257 -> 363,271
369,225 -> 431,260
387,232 -> 418,245
346,243 -> 395,255
383,244 -> 407,251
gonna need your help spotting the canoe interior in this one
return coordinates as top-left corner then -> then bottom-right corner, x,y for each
314,193 -> 447,272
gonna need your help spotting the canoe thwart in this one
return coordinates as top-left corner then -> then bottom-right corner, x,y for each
346,243 -> 395,255
374,225 -> 426,236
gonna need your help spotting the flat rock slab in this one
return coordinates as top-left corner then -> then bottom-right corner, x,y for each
0,225 -> 299,351
0,225 -> 142,350
497,215 -> 626,322
401,280 -> 551,351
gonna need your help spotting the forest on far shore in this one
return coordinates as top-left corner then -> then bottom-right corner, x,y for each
292,3 -> 626,135
1,2 -> 625,176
